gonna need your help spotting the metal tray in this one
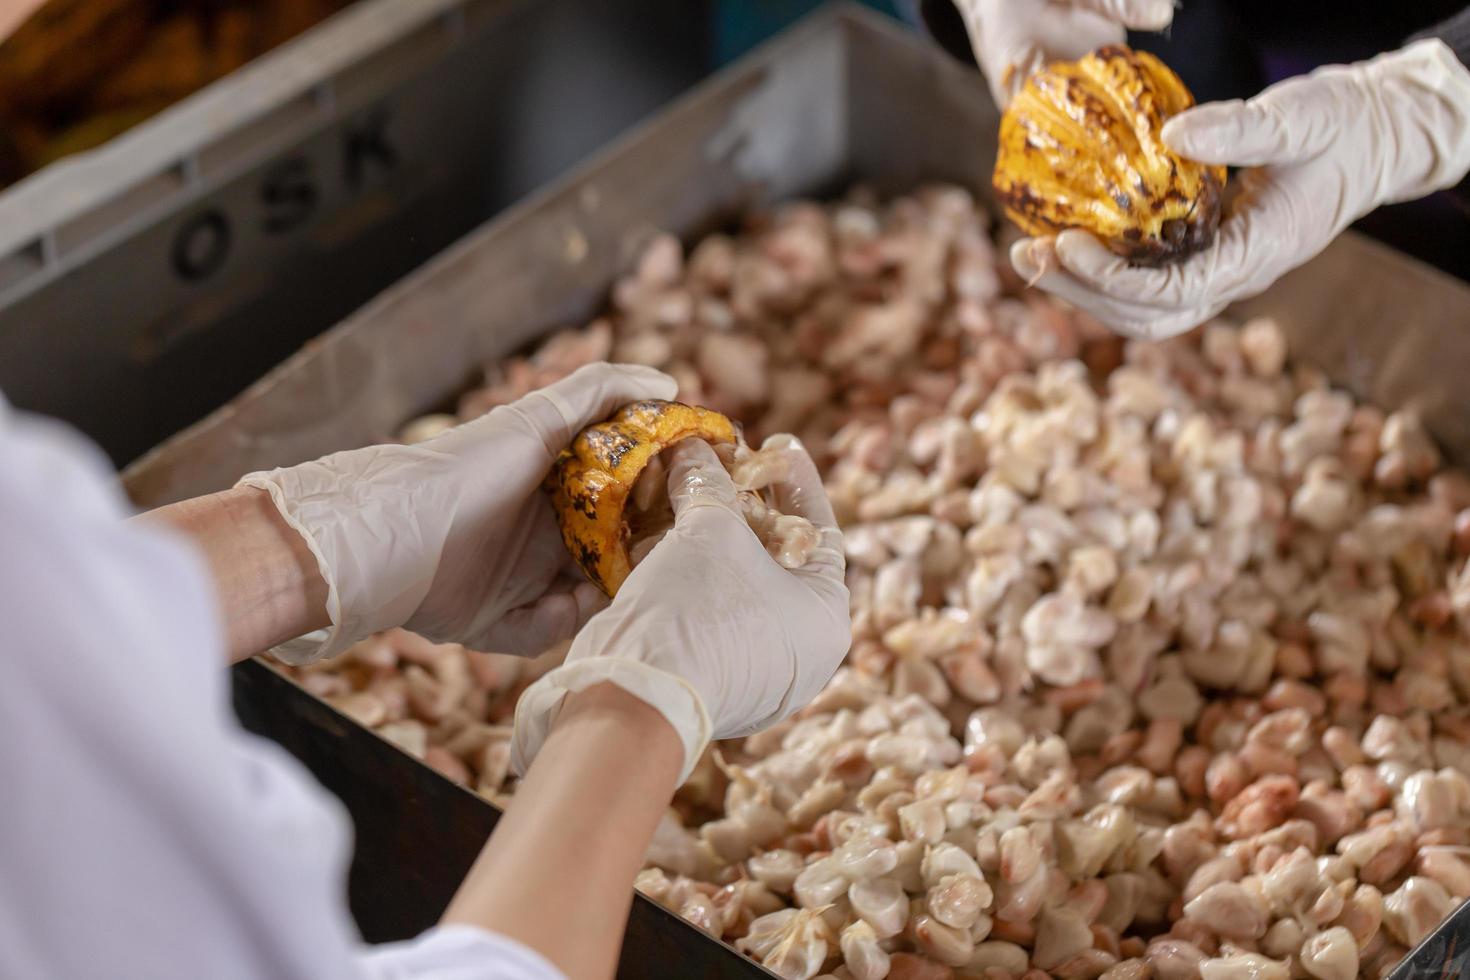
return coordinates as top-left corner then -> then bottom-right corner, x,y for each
122,5 -> 1470,976
0,0 -> 709,466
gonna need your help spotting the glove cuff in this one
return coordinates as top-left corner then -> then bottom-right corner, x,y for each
1410,9 -> 1470,72
1372,39 -> 1470,202
236,473 -> 352,664
237,455 -> 442,664
510,659 -> 712,784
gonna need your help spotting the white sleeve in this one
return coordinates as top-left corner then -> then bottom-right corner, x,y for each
363,926 -> 565,979
0,398 -> 565,980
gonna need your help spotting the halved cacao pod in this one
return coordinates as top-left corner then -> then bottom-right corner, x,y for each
992,45 -> 1227,266
549,399 -> 737,596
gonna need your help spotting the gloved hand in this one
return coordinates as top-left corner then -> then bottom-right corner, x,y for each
238,363 -> 677,664
953,0 -> 1174,106
511,437 -> 850,782
1011,39 -> 1470,340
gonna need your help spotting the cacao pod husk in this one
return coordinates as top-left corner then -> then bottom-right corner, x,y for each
549,399 -> 738,597
992,45 -> 1226,266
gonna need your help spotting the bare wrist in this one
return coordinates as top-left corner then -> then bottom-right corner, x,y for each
552,682 -> 684,774
136,487 -> 329,661
446,679 -> 683,976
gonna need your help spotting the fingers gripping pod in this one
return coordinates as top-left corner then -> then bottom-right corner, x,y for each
547,399 -> 737,597
992,44 -> 1227,266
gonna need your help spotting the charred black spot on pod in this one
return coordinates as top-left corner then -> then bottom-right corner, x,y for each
1161,218 -> 1187,249
570,490 -> 598,519
623,400 -> 669,415
575,542 -> 603,584
582,426 -> 638,468
1011,184 -> 1043,209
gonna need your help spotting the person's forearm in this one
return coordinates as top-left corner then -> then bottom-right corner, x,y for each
135,488 -> 329,662
443,682 -> 683,980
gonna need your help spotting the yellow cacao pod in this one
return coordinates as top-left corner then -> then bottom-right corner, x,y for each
993,45 -> 1227,266
548,399 -> 737,597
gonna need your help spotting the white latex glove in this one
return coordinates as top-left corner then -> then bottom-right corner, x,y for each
953,0 -> 1174,106
1011,39 -> 1470,340
238,362 -> 678,664
511,437 -> 850,782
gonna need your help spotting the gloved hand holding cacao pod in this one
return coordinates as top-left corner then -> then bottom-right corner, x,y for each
993,45 -> 1227,268
517,434 -> 850,783
1009,40 -> 1470,339
959,2 -> 1470,340
238,363 -> 680,664
964,2 -> 1230,304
